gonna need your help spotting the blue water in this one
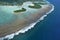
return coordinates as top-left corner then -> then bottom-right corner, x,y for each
10,0 -> 60,40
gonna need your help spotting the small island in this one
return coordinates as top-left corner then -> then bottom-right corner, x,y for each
14,8 -> 26,13
28,3 -> 42,9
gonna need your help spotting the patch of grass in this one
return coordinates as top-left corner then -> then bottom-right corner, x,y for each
14,8 -> 26,13
28,3 -> 42,9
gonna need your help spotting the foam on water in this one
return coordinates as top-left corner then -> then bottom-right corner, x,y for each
0,1 -> 54,40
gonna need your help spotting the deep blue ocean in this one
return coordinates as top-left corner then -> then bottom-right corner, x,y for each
10,0 -> 60,40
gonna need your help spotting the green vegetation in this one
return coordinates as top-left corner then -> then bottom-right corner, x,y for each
28,3 -> 42,9
28,1 -> 48,9
14,8 -> 26,13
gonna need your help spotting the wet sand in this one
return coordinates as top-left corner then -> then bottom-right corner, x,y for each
0,4 -> 52,37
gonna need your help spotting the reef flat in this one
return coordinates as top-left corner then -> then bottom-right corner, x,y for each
0,0 -> 54,40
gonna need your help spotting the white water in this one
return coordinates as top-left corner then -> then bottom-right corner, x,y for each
0,1 -> 54,40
